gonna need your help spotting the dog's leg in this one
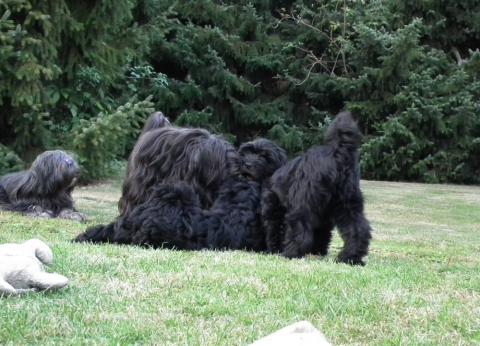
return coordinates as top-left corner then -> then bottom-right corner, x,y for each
73,222 -> 116,243
28,271 -> 69,291
282,209 -> 313,258
261,188 -> 285,253
311,219 -> 335,256
335,208 -> 372,266
18,205 -> 55,218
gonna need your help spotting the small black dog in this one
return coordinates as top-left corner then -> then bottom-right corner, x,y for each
262,111 -> 372,265
238,138 -> 288,182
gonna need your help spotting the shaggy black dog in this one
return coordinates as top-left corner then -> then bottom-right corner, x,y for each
118,116 -> 241,216
0,150 -> 85,221
238,138 -> 288,182
75,177 -> 265,251
262,111 -> 372,265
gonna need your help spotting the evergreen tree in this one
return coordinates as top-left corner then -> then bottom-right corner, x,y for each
0,0 -> 133,148
1,0 -> 479,183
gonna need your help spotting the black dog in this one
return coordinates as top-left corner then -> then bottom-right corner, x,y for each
119,116 -> 241,216
238,138 -> 287,182
0,150 -> 85,221
74,177 -> 265,251
261,111 -> 372,265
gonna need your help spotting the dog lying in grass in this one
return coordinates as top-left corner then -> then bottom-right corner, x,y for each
0,150 -> 86,222
0,239 -> 68,296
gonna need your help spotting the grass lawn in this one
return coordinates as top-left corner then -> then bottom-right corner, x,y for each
0,179 -> 479,345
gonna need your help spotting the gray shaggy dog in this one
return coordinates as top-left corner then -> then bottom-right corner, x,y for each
262,111 -> 372,265
118,113 -> 241,216
0,150 -> 85,221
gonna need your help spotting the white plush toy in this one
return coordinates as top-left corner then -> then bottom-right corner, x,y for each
0,239 -> 68,296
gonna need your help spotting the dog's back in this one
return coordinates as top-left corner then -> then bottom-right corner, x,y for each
0,171 -> 29,205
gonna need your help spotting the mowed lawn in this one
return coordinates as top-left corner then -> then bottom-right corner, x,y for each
0,179 -> 479,345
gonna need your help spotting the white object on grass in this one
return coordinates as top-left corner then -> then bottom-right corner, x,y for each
250,321 -> 331,346
0,239 -> 68,296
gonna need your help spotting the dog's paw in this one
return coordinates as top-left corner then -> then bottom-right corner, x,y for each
24,206 -> 55,218
58,209 -> 88,223
71,233 -> 88,242
336,253 -> 366,266
281,243 -> 304,259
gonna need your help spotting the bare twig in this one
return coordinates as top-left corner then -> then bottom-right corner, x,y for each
451,46 -> 466,66
275,6 -> 351,83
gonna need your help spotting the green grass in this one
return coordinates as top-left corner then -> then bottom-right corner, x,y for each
1,179 -> 479,345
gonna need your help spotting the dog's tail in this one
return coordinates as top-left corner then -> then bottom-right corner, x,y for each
141,111 -> 171,136
23,239 -> 54,266
73,222 -> 116,244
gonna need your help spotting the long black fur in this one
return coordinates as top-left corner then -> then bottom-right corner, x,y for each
119,120 -> 241,216
0,150 -> 85,220
123,112 -> 173,192
75,177 -> 265,251
261,111 -> 372,265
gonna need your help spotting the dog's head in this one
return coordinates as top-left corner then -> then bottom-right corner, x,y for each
30,150 -> 81,192
325,111 -> 362,148
140,111 -> 172,136
238,138 -> 287,181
